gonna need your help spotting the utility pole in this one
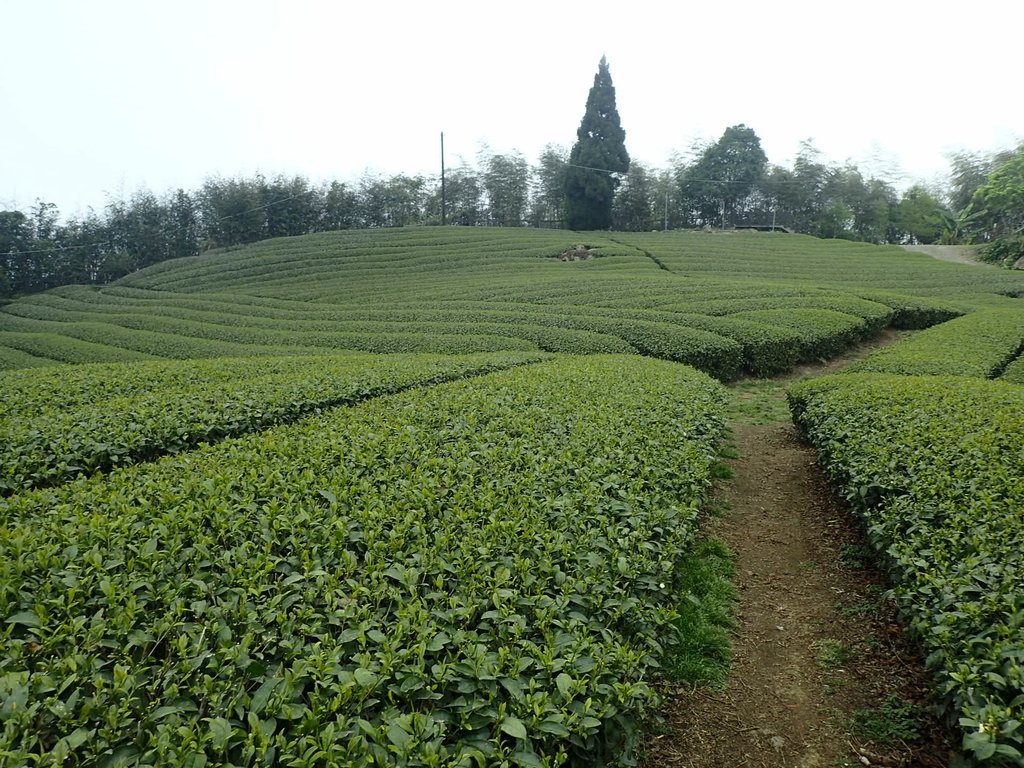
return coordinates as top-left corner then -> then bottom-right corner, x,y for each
440,132 -> 447,226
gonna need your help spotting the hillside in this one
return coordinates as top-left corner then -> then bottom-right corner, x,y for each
4,228 -> 1024,765
3,227 -> 1024,374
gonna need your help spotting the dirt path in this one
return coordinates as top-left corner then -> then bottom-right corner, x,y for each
902,244 -> 985,266
642,341 -> 958,767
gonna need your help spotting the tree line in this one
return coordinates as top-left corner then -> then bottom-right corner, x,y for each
2,128 -> 1022,300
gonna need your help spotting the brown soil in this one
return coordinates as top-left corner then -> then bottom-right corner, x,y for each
641,340 -> 960,768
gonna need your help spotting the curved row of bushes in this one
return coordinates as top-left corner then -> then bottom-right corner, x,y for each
0,352 -> 549,494
1,287 -> 890,380
842,308 -> 1024,379
788,374 -> 1024,764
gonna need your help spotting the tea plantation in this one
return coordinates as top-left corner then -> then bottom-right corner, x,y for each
2,228 -> 1024,765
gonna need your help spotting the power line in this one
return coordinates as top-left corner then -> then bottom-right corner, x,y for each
564,162 -> 617,174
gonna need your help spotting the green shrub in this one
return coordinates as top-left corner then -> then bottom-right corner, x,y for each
980,235 -> 1024,267
0,352 -> 549,494
843,308 -> 1024,378
0,356 -> 727,767
789,373 -> 1024,763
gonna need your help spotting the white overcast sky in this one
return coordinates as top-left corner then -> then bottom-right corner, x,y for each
2,0 -> 1021,216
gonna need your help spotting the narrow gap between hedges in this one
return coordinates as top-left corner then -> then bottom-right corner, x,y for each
605,235 -> 673,272
990,336 -> 1024,379
642,333 -> 960,768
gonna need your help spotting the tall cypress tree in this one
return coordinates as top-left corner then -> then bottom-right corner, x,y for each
564,56 -> 630,230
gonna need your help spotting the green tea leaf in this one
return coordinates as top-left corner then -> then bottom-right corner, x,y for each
500,716 -> 527,740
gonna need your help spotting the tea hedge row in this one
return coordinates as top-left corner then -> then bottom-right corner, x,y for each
853,290 -> 965,329
1000,355 -> 1024,384
115,228 -> 611,295
0,319 -> 327,362
614,231 -> 1024,300
1,300 -> 659,358
0,351 -> 550,495
0,344 -> 59,371
0,315 -> 541,361
0,355 -> 727,766
116,228 -> 1024,304
842,308 -> 1024,379
9,226 -> 1022,375
662,294 -> 893,331
733,308 -> 869,361
2,287 -> 883,379
0,332 -> 155,367
788,374 -> 1024,763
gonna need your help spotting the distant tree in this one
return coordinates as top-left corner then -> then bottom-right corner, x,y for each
1,201 -> 58,296
946,150 -> 998,214
106,190 -> 169,271
0,210 -> 33,298
481,150 -> 530,227
262,174 -> 318,239
319,181 -> 360,231
787,140 -> 830,231
856,178 -> 898,243
680,124 -> 767,228
164,189 -> 201,261
817,201 -> 855,240
947,153 -> 983,213
815,166 -> 896,243
968,145 -> 1024,240
612,162 -> 657,231
895,185 -> 946,244
938,207 -> 979,245
433,162 -> 483,226
31,200 -> 59,242
564,57 -> 629,230
199,176 -> 267,248
61,212 -> 113,284
358,173 -> 426,228
658,154 -> 690,229
530,145 -> 568,228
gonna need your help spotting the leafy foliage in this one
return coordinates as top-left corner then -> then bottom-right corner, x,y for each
0,356 -> 727,766
789,374 -> 1024,763
895,185 -> 947,245
729,308 -> 868,361
842,308 -> 1024,378
969,146 -> 1024,240
850,696 -> 925,746
1000,352 -> 1024,385
679,124 -> 767,228
0,351 -> 548,494
980,236 -> 1024,267
565,57 -> 630,231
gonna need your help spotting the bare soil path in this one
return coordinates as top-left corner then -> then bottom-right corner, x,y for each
642,339 -> 959,768
902,244 -> 986,266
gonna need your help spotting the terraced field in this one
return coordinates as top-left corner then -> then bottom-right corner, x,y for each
4,228 -> 1023,377
3,227 -> 1024,765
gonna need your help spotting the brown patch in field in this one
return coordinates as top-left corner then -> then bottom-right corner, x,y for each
556,245 -> 593,261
